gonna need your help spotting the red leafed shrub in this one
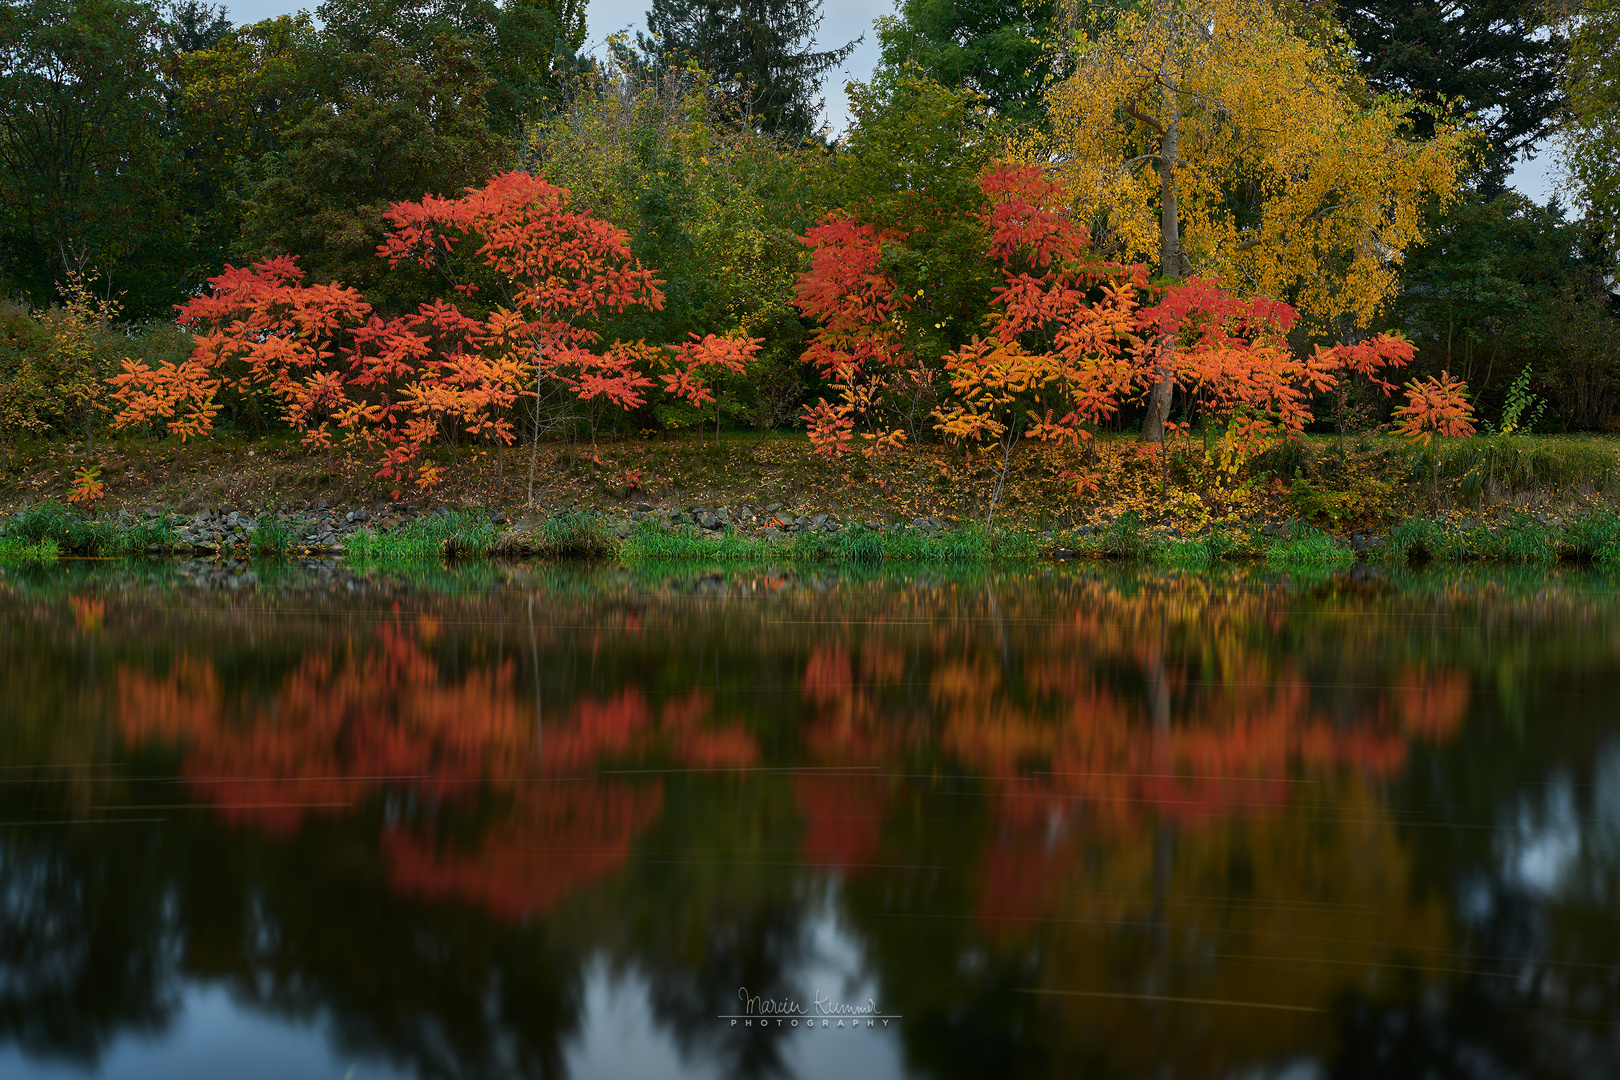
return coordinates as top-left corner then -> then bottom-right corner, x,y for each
110,171 -> 759,487
794,163 -> 1424,471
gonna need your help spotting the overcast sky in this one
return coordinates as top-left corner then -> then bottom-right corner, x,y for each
217,0 -> 1559,203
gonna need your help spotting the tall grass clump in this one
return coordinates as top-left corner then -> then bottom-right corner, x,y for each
99,514 -> 177,557
1483,512 -> 1558,563
1564,507 -> 1620,563
1263,524 -> 1352,570
347,509 -> 496,561
4,499 -> 101,554
0,536 -> 59,563
1090,511 -> 1150,559
620,521 -> 780,561
1153,538 -> 1214,568
1380,517 -> 1462,564
832,524 -> 884,563
880,525 -> 989,561
249,517 -> 296,557
529,511 -> 614,558
1410,436 -> 1620,505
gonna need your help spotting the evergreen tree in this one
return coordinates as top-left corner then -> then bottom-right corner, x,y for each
1337,0 -> 1567,184
640,0 -> 857,139
875,0 -> 1054,123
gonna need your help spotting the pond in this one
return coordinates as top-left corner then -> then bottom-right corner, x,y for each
2,560 -> 1619,1079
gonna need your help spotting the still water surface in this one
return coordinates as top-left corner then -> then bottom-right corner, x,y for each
2,560 -> 1620,1079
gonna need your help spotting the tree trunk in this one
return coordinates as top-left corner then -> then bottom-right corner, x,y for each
1140,81 -> 1183,445
527,359 -> 543,508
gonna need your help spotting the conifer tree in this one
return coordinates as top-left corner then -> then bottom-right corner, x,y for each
1337,0 -> 1567,184
641,0 -> 857,138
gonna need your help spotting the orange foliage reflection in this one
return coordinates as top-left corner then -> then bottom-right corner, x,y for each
116,623 -> 758,919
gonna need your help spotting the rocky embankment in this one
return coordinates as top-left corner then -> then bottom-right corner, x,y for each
124,499 -> 952,555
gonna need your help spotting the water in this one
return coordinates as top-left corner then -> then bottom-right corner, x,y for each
2,559 -> 1620,1079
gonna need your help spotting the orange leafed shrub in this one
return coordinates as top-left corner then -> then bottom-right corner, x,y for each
1395,370 -> 1477,443
794,164 -> 1422,464
108,172 -> 758,486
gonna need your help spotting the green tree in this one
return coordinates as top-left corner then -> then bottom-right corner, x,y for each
530,50 -> 819,433
1564,0 -> 1620,250
828,70 -> 1006,372
1337,0 -> 1568,185
316,0 -> 587,138
0,0 -> 167,305
235,35 -> 510,296
158,15 -> 326,304
640,0 -> 858,139
1391,191 -> 1620,429
874,0 -> 1055,123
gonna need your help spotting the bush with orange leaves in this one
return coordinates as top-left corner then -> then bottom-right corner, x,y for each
795,165 -> 1422,493
108,172 -> 760,495
1395,371 -> 1477,444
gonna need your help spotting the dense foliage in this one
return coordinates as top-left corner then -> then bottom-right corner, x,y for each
0,0 -> 1616,480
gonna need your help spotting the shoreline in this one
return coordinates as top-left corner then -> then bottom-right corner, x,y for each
4,495 -> 1618,570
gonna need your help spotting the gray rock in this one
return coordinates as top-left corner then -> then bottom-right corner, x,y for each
1349,530 -> 1384,552
765,502 -> 783,514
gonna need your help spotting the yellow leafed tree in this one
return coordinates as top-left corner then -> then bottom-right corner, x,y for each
1043,0 -> 1465,439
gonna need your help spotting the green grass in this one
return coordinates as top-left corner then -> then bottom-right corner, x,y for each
0,499 -> 179,557
1407,435 -> 1620,504
0,536 -> 59,563
1563,508 -> 1620,564
529,511 -> 614,558
1262,526 -> 1353,570
1153,538 -> 1216,568
248,516 -> 296,557
346,510 -> 497,561
100,514 -> 179,557
3,499 -> 103,554
620,521 -> 782,561
614,519 -> 1024,564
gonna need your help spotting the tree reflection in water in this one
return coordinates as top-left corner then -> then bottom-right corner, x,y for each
0,564 -> 1618,1078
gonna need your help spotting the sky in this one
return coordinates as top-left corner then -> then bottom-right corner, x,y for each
217,0 -> 1559,203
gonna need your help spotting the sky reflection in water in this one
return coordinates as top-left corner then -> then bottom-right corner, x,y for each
1,561 -> 1619,1078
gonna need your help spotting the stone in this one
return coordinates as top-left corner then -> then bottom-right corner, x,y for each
764,502 -> 784,514
1349,530 -> 1384,552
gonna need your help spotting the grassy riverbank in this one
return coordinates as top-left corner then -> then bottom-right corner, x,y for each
3,431 -> 1620,568
7,497 -> 1620,572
